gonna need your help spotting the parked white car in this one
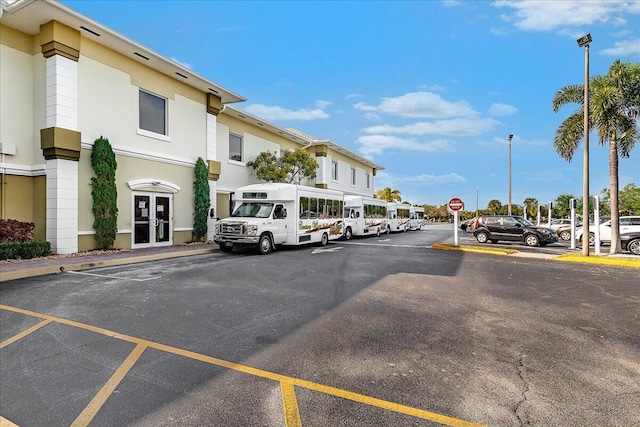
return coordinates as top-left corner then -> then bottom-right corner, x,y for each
576,216 -> 640,245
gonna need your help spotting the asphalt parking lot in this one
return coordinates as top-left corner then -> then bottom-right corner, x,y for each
1,225 -> 639,426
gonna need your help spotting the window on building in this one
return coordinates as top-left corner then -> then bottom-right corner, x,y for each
139,90 -> 167,135
229,133 -> 243,162
366,173 -> 371,189
331,161 -> 338,181
351,168 -> 356,186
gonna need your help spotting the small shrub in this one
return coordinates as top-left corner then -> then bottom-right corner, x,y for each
0,219 -> 35,243
0,240 -> 51,260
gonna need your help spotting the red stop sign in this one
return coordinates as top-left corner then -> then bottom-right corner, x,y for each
448,197 -> 464,211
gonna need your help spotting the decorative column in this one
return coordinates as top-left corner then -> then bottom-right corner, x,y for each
39,21 -> 81,254
314,145 -> 328,189
206,94 -> 222,241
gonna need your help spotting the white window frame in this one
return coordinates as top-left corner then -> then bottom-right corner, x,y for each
138,89 -> 170,141
228,133 -> 244,164
351,167 -> 356,186
366,173 -> 371,189
331,161 -> 338,182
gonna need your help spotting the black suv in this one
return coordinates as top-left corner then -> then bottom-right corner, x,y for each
473,215 -> 558,247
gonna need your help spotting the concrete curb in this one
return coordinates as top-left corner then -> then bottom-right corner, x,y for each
431,243 -> 640,268
0,247 -> 217,283
431,243 -> 518,256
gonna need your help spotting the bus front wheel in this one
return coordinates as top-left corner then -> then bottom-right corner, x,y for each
258,234 -> 273,255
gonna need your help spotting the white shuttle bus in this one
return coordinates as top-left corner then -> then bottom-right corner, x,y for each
409,206 -> 426,230
343,195 -> 388,239
387,202 -> 411,232
214,183 -> 344,254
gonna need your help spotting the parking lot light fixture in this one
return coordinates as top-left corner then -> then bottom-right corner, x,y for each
577,33 -> 591,256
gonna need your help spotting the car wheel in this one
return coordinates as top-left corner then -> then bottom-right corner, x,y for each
219,243 -> 233,252
376,228 -> 381,237
344,227 -> 352,240
257,234 -> 272,255
475,232 -> 489,243
560,230 -> 571,240
588,232 -> 595,246
320,232 -> 329,246
525,234 -> 540,247
627,238 -> 640,255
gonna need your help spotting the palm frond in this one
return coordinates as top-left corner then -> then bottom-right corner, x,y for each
553,111 -> 584,162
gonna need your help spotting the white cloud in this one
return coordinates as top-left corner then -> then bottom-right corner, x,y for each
375,170 -> 467,188
442,0 -> 461,7
243,104 -> 330,121
601,38 -> 640,56
315,100 -> 333,109
354,92 -> 478,119
492,1 -> 639,34
362,117 -> 501,137
487,103 -> 518,116
356,135 -> 456,156
345,93 -> 364,99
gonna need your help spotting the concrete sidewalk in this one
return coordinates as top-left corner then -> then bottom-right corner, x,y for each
0,243 -> 218,283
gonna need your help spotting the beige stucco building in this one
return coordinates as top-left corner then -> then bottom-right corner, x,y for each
0,0 -> 382,254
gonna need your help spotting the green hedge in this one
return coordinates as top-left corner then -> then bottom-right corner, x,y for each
0,240 -> 51,260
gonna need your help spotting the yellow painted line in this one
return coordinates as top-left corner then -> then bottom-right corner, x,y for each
432,243 -> 517,255
0,416 -> 19,427
0,319 -> 53,349
0,304 -> 485,427
281,381 -> 302,427
555,254 -> 640,269
71,343 -> 147,427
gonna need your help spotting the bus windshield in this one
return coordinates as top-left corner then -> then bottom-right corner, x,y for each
231,202 -> 274,218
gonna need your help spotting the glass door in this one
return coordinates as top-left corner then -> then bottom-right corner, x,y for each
133,192 -> 172,248
134,194 -> 151,245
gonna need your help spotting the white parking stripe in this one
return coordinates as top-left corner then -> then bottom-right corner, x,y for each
66,271 -> 159,281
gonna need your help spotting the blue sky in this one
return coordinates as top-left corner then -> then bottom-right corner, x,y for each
64,0 -> 640,209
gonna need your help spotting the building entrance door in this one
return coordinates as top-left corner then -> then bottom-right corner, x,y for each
133,192 -> 172,248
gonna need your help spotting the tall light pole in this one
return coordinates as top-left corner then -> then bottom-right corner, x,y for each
577,33 -> 591,256
507,134 -> 514,215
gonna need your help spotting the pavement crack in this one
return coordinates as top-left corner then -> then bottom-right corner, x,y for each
514,354 -> 530,427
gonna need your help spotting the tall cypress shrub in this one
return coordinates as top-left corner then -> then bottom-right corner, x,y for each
91,137 -> 118,248
193,157 -> 210,241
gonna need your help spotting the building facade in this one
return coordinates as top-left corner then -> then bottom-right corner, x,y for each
0,0 -> 382,253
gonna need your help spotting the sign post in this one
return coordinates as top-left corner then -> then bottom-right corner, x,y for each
593,195 -> 600,255
448,197 -> 464,246
570,198 -> 577,250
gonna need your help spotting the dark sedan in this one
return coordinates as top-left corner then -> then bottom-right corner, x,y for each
621,232 -> 640,255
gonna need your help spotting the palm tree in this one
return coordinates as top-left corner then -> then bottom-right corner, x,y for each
487,199 -> 503,215
374,187 -> 402,202
552,59 -> 639,254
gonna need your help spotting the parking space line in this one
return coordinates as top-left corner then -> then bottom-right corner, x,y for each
71,343 -> 147,427
66,271 -> 159,282
280,381 -> 302,427
0,319 -> 52,349
0,304 -> 485,427
0,416 -> 19,427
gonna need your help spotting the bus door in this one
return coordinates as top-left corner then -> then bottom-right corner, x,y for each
271,203 -> 288,244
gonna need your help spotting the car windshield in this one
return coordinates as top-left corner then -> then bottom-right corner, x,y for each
515,217 -> 535,226
231,202 -> 274,218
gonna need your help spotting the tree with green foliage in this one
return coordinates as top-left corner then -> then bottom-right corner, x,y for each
90,137 -> 118,249
487,199 -> 503,215
554,194 -> 576,219
523,197 -> 538,219
374,187 -> 402,202
603,183 -> 640,216
552,59 -> 639,253
193,157 -> 210,241
247,148 -> 317,184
